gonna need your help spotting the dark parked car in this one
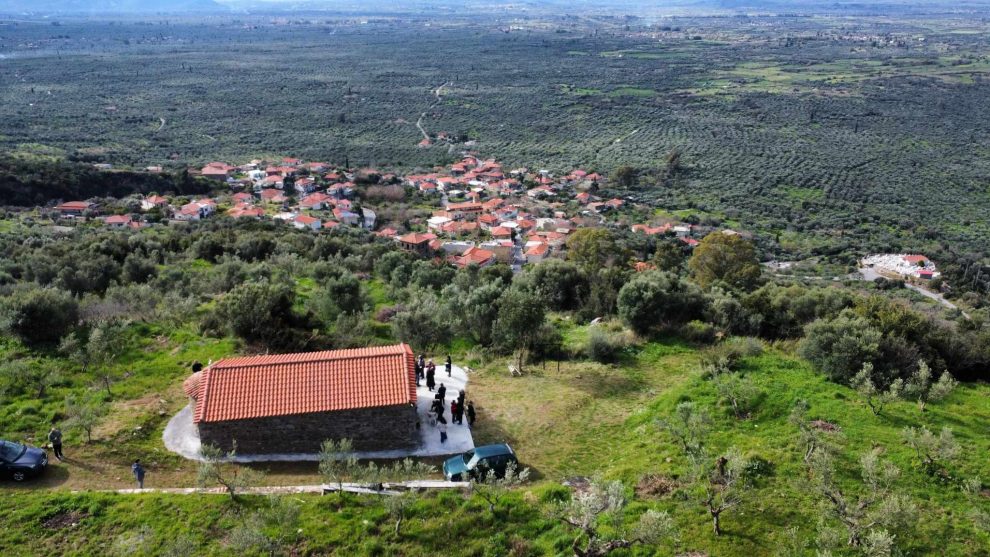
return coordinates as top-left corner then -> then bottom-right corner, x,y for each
443,443 -> 517,481
0,440 -> 48,482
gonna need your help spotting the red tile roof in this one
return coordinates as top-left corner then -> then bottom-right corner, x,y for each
398,232 -> 436,245
105,215 -> 132,225
192,344 -> 416,424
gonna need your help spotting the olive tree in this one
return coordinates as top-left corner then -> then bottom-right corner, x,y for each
1,286 -> 79,345
692,448 -> 750,536
902,426 -> 960,477
470,460 -> 531,515
851,363 -> 902,416
197,443 -> 264,500
810,448 -> 917,548
553,477 -> 676,557
491,287 -> 546,372
318,438 -> 362,497
656,401 -> 711,459
65,393 -> 105,443
904,360 -> 957,412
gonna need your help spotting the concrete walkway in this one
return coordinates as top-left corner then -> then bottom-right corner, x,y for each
163,364 -> 475,463
108,480 -> 471,495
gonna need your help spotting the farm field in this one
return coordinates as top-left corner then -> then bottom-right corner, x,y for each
2,14 -> 990,262
2,5 -> 990,557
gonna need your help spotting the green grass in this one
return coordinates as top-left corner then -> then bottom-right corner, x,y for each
3,329 -> 989,555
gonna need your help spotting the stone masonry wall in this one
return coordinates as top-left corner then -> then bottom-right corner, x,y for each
198,403 -> 418,454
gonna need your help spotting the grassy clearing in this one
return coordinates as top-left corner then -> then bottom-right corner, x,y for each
2,321 -> 989,555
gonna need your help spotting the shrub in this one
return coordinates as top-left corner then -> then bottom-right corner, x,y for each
1,286 -> 79,345
585,327 -> 630,363
681,320 -> 717,344
617,270 -> 705,336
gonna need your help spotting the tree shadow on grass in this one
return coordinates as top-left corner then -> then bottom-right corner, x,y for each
469,412 -> 547,482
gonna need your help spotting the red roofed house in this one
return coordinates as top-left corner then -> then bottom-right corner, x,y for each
490,226 -> 513,240
294,214 -> 322,231
455,246 -> 496,268
525,242 -> 549,264
183,344 -> 418,454
141,195 -> 169,211
201,162 -> 234,181
300,192 -> 333,211
398,232 -> 437,256
105,214 -> 133,228
56,201 -> 95,217
446,201 -> 484,220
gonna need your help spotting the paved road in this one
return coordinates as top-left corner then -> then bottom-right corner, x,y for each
859,267 -> 966,316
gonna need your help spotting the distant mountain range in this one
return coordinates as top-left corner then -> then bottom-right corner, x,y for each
0,0 -> 226,14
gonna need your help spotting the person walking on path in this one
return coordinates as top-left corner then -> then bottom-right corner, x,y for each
48,424 -> 64,461
439,421 -> 448,444
457,389 -> 466,409
467,401 -> 476,428
132,459 -> 146,489
450,400 -> 459,424
426,366 -> 436,392
437,383 -> 447,403
445,355 -> 452,377
432,396 -> 446,423
414,360 -> 423,386
418,354 -> 426,371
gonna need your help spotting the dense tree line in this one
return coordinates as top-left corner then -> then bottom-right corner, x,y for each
0,156 -> 209,206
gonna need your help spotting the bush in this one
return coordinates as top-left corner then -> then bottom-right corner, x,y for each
2,286 -> 79,345
585,327 -> 629,363
680,320 -> 717,344
799,311 -> 882,383
617,270 -> 705,336
204,280 -> 299,349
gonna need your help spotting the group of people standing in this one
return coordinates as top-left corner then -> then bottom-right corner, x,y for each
416,354 -> 476,444
415,354 -> 453,391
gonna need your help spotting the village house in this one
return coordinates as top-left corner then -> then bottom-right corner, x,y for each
182,345 -> 418,455
446,201 -> 484,220
105,214 -> 133,228
333,207 -> 360,226
293,214 -> 322,231
141,195 -> 169,211
525,242 -> 550,264
260,188 -> 288,204
201,162 -> 235,181
56,201 -> 96,217
398,232 -> 437,256
454,246 -> 497,268
228,203 -> 265,219
300,192 -> 333,211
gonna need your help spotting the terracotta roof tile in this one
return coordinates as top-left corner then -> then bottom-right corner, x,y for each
192,344 -> 416,423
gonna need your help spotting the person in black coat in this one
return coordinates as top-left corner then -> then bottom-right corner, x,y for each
445,355 -> 452,377
426,366 -> 436,391
466,401 -> 476,427
437,383 -> 447,402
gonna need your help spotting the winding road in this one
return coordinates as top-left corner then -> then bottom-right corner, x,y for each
416,81 -> 451,142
